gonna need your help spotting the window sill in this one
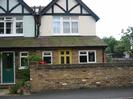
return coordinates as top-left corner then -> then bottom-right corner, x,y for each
52,34 -> 80,36
79,62 -> 97,64
0,34 -> 24,37
19,67 -> 28,70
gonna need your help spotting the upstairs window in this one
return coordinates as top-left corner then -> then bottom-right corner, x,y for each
53,16 -> 79,35
0,16 -> 23,36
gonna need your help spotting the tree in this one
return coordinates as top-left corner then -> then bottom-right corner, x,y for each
103,36 -> 118,54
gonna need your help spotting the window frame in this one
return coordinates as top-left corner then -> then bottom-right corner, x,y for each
42,51 -> 53,64
53,16 -> 79,35
0,16 -> 23,37
59,50 -> 72,64
79,50 -> 96,64
19,52 -> 29,69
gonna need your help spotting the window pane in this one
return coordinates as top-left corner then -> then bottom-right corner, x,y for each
80,51 -> 87,55
61,56 -> 64,64
88,52 -> 95,62
63,16 -> 69,20
16,16 -> 23,20
21,53 -> 28,56
72,22 -> 78,33
0,23 -> 4,34
6,17 -> 12,20
43,57 -> 51,64
21,58 -> 28,67
0,17 -> 4,20
63,22 -> 70,33
54,16 -> 60,20
66,51 -> 70,55
80,56 -> 87,63
6,22 -> 13,34
61,51 -> 64,55
71,16 -> 78,20
53,22 -> 60,33
44,52 -> 51,56
66,56 -> 70,64
16,22 -> 23,34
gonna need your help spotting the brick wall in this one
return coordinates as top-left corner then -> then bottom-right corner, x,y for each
35,48 -> 105,64
30,63 -> 133,92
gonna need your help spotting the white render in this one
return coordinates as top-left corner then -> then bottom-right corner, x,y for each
68,0 -> 78,10
23,16 -> 35,37
40,16 -> 53,36
0,0 -> 35,37
0,0 -> 6,11
40,16 -> 96,36
46,0 -> 89,15
0,0 -> 30,14
41,0 -> 97,36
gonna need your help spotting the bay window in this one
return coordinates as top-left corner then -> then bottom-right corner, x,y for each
53,16 -> 79,35
0,16 -> 23,36
79,50 -> 96,63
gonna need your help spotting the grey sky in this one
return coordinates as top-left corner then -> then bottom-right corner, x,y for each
24,0 -> 133,39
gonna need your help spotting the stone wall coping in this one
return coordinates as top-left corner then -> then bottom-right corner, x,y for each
30,62 -> 133,69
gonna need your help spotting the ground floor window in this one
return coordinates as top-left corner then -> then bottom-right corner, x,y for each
20,52 -> 29,69
79,50 -> 96,63
42,51 -> 52,64
59,50 -> 72,64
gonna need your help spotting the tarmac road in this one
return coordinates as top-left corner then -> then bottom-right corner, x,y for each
1,87 -> 133,99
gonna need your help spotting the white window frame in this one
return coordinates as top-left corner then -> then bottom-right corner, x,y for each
19,52 -> 29,69
79,50 -> 96,64
53,16 -> 79,35
0,16 -> 24,37
42,51 -> 53,64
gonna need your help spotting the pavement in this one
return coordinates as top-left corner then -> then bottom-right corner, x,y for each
0,89 -> 9,96
0,87 -> 133,99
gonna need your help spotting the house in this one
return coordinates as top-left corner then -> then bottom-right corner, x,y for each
38,0 -> 107,64
0,0 -> 107,86
0,0 -> 36,85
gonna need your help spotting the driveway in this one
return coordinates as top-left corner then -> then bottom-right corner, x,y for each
1,88 -> 133,99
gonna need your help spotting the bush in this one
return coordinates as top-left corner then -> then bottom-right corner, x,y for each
29,54 -> 41,62
10,81 -> 24,94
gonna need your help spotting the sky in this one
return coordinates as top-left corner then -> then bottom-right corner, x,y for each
24,0 -> 133,40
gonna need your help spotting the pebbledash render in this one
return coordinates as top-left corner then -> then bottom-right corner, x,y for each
0,0 -> 107,85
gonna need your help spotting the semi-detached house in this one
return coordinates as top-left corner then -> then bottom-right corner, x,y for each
0,0 -> 107,85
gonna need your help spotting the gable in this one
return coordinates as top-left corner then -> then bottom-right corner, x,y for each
0,0 -> 34,15
40,0 -> 99,21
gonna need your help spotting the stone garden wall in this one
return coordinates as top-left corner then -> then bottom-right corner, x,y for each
30,63 -> 133,92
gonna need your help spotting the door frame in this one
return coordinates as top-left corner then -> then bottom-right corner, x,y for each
0,51 -> 15,85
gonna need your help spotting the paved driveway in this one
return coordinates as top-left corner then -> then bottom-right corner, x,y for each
1,88 -> 133,99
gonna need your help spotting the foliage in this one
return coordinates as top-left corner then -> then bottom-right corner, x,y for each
103,27 -> 133,58
21,69 -> 30,81
29,54 -> 41,62
103,36 -> 118,54
10,81 -> 24,94
10,69 -> 30,95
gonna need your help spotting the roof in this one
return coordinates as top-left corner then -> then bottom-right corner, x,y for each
0,36 -> 107,48
40,0 -> 99,21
